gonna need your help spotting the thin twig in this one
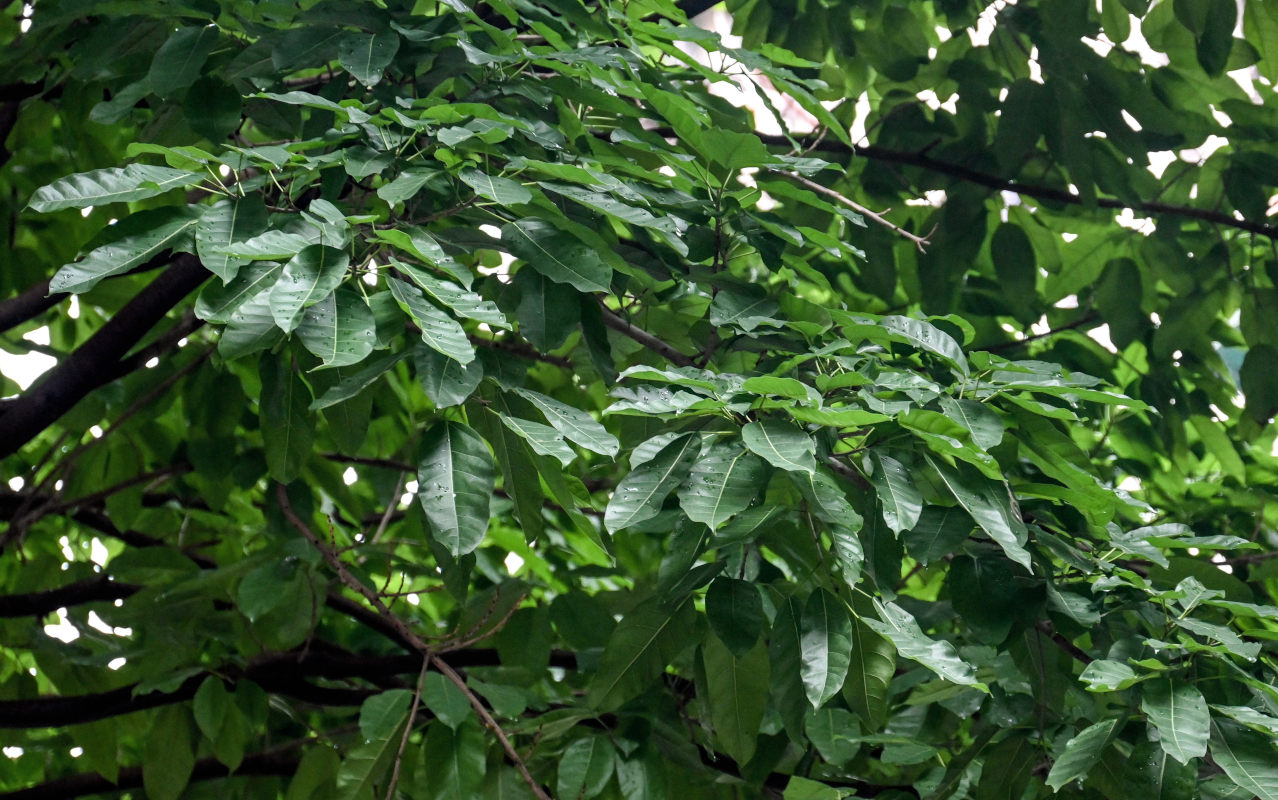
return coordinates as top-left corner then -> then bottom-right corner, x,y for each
766,170 -> 932,252
384,659 -> 428,800
274,484 -> 551,800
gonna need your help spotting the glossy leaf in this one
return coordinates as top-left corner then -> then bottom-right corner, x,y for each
270,245 -> 350,333
742,420 -> 816,474
388,276 -> 476,364
680,440 -> 767,529
296,288 -> 376,368
501,218 -> 612,292
195,196 -> 268,282
703,634 -> 769,764
1210,720 -> 1278,800
865,599 -> 981,687
800,589 -> 853,709
557,737 -> 615,800
1141,680 -> 1210,764
589,598 -> 696,712
604,434 -> 699,533
514,388 -> 619,456
867,451 -> 922,534
29,164 -> 202,212
841,618 -> 895,732
1046,717 -> 1121,791
51,206 -> 202,294
706,577 -> 765,656
417,421 -> 495,556
338,31 -> 400,86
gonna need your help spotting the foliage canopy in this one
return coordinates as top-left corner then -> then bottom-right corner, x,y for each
2,0 -> 1278,798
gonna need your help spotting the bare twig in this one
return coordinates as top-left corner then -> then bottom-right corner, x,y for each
274,484 -> 551,800
384,659 -> 428,800
766,170 -> 932,252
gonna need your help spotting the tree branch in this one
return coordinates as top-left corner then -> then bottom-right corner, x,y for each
0,576 -> 138,618
599,305 -> 696,367
765,170 -> 932,251
0,748 -> 301,800
755,133 -> 1278,240
0,254 -> 210,459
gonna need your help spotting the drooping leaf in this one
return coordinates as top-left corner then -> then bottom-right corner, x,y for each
1141,679 -> 1210,764
142,706 -> 195,800
296,288 -> 376,368
928,456 -> 1033,572
867,451 -> 923,534
742,420 -> 816,474
269,245 -> 350,333
799,589 -> 853,709
841,618 -> 895,732
29,164 -> 203,212
514,388 -> 619,456
51,206 -> 203,294
865,599 -> 981,687
500,218 -> 613,292
589,598 -> 696,711
195,196 -> 268,282
338,31 -> 400,86
1210,719 -> 1278,800
703,634 -> 769,764
259,353 -> 314,483
603,433 -> 699,533
388,277 -> 476,364
1046,717 -> 1122,791
557,736 -> 615,800
417,421 -> 495,556
706,577 -> 765,656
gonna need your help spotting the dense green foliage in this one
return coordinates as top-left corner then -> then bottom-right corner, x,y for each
2,0 -> 1278,798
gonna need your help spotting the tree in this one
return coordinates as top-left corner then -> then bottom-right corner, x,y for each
1,0 -> 1277,797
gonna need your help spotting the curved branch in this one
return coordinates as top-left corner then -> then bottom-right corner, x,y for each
0,576 -> 138,618
600,305 -> 696,367
755,132 -> 1278,240
0,254 -> 210,460
0,748 -> 300,800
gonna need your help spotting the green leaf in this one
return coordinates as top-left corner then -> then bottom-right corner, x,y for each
296,288 -> 376,368
500,219 -> 613,293
938,397 -> 1004,451
51,206 -> 202,294
1141,679 -> 1210,764
514,388 -> 619,456
143,706 -> 195,800
499,415 -> 576,466
902,506 -> 973,565
1079,659 -> 1142,692
1123,739 -> 1197,800
338,31 -> 400,86
806,707 -> 862,766
359,690 -> 414,741
1210,719 -> 1278,800
285,746 -> 340,800
703,634 -> 769,764
148,26 -> 219,95
29,164 -> 202,212
259,354 -> 314,483
195,197 -> 269,283
589,598 -> 695,711
928,456 -> 1033,572
841,618 -> 895,732
706,577 -> 765,656
459,167 -> 532,205
270,245 -> 350,333
336,705 -> 409,800
742,420 -> 816,474
800,589 -> 853,709
709,287 -> 780,332
388,277 -> 476,364
865,599 -> 981,687
393,260 -> 510,329
880,315 -> 969,376
310,350 -> 407,410
679,440 -> 767,529
415,342 -> 483,408
417,421 -> 495,556
976,734 -> 1037,800
557,737 -> 616,800
604,433 -> 699,533
513,267 -> 580,350
422,672 -> 472,730
868,451 -> 923,534
1046,717 -> 1121,791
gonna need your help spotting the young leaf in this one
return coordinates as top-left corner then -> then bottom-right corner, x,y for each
417,421 -> 495,556
800,589 -> 853,709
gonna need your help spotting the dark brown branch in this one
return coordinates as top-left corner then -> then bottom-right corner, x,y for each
0,279 -> 59,335
0,748 -> 301,800
0,576 -> 139,618
753,132 -> 1278,240
0,254 -> 210,460
600,305 -> 696,367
